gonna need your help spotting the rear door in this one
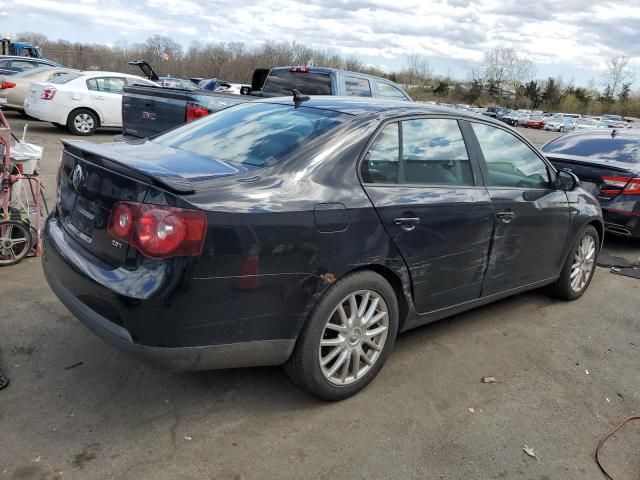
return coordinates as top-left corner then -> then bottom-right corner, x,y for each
361,117 -> 495,313
466,121 -> 570,295
86,76 -> 127,126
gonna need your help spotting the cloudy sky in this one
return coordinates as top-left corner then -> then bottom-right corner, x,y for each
1,0 -> 639,85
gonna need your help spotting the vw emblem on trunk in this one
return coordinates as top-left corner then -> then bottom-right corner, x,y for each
70,164 -> 84,190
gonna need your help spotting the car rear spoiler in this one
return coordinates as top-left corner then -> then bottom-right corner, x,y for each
62,140 -> 195,194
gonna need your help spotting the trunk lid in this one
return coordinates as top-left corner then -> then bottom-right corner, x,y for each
57,140 -> 243,267
545,153 -> 638,200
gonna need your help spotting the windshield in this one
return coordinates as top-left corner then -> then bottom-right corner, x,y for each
153,102 -> 350,167
262,71 -> 332,96
542,135 -> 640,163
49,72 -> 84,84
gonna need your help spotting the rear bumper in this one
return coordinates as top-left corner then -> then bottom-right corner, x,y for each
42,216 -> 296,370
24,100 -> 67,124
602,200 -> 640,237
44,264 -> 294,370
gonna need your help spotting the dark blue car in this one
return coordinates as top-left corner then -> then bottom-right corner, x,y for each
542,129 -> 640,238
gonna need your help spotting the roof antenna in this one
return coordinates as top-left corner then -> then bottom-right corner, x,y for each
292,89 -> 310,107
611,129 -> 617,138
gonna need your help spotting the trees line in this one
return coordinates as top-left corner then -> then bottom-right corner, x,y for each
15,32 -> 639,116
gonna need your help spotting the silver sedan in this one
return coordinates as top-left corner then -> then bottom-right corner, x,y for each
0,67 -> 78,111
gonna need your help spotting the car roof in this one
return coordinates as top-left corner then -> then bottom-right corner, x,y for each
257,96 -> 504,123
269,66 -> 403,86
555,129 -> 640,140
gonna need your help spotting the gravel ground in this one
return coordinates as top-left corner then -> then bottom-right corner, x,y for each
1,111 -> 639,480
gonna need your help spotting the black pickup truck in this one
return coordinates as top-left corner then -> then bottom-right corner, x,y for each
121,66 -> 411,139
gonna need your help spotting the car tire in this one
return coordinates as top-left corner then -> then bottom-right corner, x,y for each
549,225 -> 599,301
559,127 -> 564,132
67,109 -> 98,136
284,270 -> 399,401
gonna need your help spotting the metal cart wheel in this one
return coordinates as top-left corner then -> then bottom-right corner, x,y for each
0,220 -> 32,266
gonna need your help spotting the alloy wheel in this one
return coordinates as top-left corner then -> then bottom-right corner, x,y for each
570,235 -> 596,292
318,290 -> 389,386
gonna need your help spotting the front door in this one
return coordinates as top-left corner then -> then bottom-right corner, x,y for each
87,77 -> 126,126
361,118 -> 495,313
467,121 -> 571,296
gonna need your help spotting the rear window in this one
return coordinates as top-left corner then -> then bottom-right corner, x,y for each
153,103 -> 350,167
49,73 -> 83,84
262,71 -> 332,96
542,135 -> 640,163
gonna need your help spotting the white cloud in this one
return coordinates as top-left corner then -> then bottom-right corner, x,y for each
0,0 -> 638,84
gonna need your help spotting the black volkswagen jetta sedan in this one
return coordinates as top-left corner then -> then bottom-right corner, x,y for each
43,97 -> 603,400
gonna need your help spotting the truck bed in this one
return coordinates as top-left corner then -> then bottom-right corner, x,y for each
122,84 -> 253,139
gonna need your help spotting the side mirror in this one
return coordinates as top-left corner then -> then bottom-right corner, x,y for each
555,169 -> 580,191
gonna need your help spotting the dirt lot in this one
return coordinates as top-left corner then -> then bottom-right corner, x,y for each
1,111 -> 639,480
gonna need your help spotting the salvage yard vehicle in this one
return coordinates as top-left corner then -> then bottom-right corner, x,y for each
0,67 -> 78,112
542,129 -> 640,238
524,115 -> 546,129
544,116 -> 576,132
24,71 -> 156,135
575,118 -> 607,130
0,56 -> 62,76
43,97 -> 603,400
122,66 -> 411,139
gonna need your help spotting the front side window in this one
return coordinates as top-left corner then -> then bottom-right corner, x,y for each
361,123 -> 399,183
402,119 -> 473,185
471,123 -> 550,189
376,82 -> 409,100
345,76 -> 372,97
153,103 -> 350,167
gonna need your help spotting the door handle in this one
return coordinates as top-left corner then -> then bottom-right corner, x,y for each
394,217 -> 420,231
94,95 -> 105,100
496,210 -> 515,223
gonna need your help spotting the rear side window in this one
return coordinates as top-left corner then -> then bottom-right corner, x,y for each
87,77 -> 126,94
153,103 -> 350,167
345,76 -> 371,97
361,123 -> 399,183
542,135 -> 640,164
361,119 -> 473,186
376,82 -> 409,100
402,119 -> 473,185
10,60 -> 37,71
262,71 -> 332,96
472,123 -> 550,189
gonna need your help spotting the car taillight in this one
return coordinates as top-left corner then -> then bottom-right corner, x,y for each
0,81 -> 16,89
108,202 -> 207,259
600,176 -> 640,195
41,87 -> 57,100
186,103 -> 209,122
290,66 -> 309,73
622,177 -> 640,195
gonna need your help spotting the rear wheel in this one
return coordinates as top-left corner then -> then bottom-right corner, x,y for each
549,225 -> 599,300
67,109 -> 98,136
284,271 -> 399,401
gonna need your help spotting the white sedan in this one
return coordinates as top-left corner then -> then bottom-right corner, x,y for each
24,71 -> 156,135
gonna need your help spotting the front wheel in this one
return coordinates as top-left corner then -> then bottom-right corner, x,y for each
549,225 -> 599,300
284,271 -> 399,401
